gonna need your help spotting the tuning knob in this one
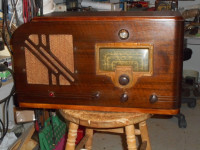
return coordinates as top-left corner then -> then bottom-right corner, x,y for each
120,93 -> 128,102
119,74 -> 130,86
149,94 -> 158,103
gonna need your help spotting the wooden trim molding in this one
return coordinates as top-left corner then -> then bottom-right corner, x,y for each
20,103 -> 179,115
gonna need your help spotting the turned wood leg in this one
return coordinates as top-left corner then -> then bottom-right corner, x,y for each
85,128 -> 93,150
139,121 -> 151,150
125,125 -> 137,150
65,122 -> 79,150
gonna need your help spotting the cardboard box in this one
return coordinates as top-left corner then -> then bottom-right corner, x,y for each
15,109 -> 36,123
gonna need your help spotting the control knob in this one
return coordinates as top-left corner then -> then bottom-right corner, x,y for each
119,74 -> 130,86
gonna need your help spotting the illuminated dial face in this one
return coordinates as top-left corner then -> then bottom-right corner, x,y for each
99,48 -> 149,72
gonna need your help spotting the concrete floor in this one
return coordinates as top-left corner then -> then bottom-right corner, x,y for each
92,100 -> 200,150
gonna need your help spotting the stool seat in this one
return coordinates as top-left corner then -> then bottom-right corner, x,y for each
60,109 -> 151,128
60,109 -> 152,150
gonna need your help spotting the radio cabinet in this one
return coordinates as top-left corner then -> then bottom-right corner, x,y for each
11,11 -> 184,115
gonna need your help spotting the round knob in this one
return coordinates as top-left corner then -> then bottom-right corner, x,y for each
119,74 -> 130,86
118,29 -> 129,40
94,91 -> 100,99
149,94 -> 158,103
120,93 -> 128,102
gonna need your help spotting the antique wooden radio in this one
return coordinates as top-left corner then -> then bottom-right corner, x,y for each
11,11 -> 184,115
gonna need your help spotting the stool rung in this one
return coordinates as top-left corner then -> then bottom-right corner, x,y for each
94,128 -> 141,135
75,135 -> 89,150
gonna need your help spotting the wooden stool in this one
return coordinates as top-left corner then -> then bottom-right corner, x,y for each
59,109 -> 152,150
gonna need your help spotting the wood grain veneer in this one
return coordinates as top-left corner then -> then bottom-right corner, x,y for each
11,11 -> 184,115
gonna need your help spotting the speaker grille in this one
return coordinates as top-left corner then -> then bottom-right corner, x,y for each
24,34 -> 74,85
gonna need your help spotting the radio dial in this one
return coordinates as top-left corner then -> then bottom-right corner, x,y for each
119,74 -> 130,86
120,93 -> 128,102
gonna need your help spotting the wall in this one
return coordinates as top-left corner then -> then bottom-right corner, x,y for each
178,0 -> 200,77
148,0 -> 200,8
184,38 -> 200,80
178,0 -> 200,8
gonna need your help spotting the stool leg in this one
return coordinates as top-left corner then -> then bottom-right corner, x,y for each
125,125 -> 137,150
85,128 -> 93,150
139,121 -> 151,150
65,122 -> 79,150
